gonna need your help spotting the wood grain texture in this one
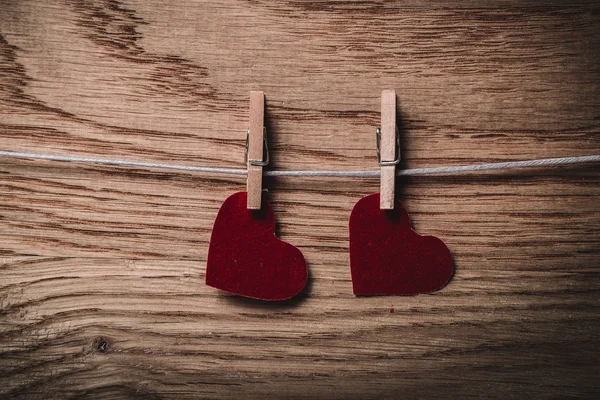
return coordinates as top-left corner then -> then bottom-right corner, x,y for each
1,0 -> 599,398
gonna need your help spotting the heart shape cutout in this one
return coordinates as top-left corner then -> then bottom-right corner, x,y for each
349,193 -> 454,296
206,191 -> 307,301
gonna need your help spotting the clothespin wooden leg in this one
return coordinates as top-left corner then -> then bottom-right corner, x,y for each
247,91 -> 266,210
379,90 -> 398,210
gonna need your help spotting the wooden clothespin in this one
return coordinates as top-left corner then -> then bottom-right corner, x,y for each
378,90 -> 399,210
246,91 -> 267,210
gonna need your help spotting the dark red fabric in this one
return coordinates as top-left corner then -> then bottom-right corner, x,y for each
206,191 -> 307,301
349,193 -> 454,296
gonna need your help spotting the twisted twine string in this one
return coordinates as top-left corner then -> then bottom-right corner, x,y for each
0,151 -> 598,177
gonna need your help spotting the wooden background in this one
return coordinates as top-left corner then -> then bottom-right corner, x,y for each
1,0 -> 599,398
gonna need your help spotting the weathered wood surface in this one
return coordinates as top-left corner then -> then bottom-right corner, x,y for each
1,0 -> 599,398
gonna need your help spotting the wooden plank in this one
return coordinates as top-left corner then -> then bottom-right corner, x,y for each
1,0 -> 599,398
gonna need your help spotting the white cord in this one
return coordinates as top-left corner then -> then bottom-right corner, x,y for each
0,150 -> 598,177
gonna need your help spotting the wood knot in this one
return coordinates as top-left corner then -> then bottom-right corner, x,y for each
94,337 -> 109,353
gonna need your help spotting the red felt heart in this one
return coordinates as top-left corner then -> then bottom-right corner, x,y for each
349,193 -> 454,296
206,191 -> 307,301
